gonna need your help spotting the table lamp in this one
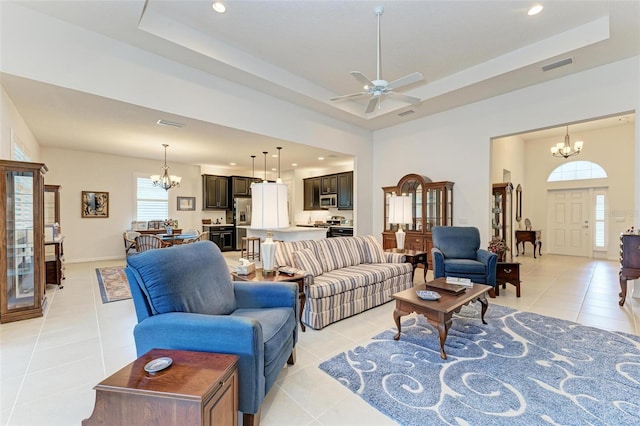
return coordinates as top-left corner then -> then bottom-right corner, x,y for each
251,181 -> 289,274
388,194 -> 412,251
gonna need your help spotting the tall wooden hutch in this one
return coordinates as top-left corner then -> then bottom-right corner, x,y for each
382,174 -> 454,269
492,182 -> 513,261
0,160 -> 47,323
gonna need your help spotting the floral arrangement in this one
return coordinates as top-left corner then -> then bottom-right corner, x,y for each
488,237 -> 509,254
164,218 -> 178,228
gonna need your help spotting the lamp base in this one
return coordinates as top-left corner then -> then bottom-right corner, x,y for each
395,228 -> 406,252
261,231 -> 277,274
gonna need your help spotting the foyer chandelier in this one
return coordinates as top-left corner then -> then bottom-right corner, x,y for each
150,144 -> 181,190
550,125 -> 583,159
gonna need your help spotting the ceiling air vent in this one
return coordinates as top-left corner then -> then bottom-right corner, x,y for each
156,119 -> 185,128
542,58 -> 573,72
398,110 -> 415,117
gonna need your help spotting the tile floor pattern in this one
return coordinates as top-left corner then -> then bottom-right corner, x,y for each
2,252 -> 639,425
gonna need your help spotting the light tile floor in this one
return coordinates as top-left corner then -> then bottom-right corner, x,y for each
2,253 -> 639,425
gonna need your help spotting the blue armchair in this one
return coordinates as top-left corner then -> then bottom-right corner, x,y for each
125,241 -> 298,426
431,226 -> 497,288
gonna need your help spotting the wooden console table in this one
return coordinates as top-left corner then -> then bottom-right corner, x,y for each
83,349 -> 238,426
515,230 -> 542,258
619,234 -> 640,307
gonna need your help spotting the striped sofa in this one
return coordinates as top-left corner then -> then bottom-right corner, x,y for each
275,236 -> 414,330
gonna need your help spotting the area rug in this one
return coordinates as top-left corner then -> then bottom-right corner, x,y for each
319,304 -> 640,425
96,267 -> 131,303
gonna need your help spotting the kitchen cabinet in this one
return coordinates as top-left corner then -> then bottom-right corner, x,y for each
381,174 -> 454,270
320,175 -> 338,195
303,177 -> 321,210
230,176 -> 261,197
203,175 -> 229,210
337,171 -> 353,210
209,226 -> 235,252
1,160 -> 47,323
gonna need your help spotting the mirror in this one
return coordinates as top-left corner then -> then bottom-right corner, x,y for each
515,184 -> 522,226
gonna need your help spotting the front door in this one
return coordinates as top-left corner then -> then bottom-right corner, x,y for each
546,189 -> 590,256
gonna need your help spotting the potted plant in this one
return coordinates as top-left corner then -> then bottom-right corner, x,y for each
488,236 -> 509,262
164,218 -> 178,234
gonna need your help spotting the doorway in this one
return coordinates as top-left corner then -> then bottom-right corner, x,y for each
545,189 -> 590,256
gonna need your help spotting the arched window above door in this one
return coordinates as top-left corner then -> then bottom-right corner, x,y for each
547,161 -> 607,182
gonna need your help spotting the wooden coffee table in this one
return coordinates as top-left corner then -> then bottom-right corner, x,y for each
391,277 -> 492,360
231,268 -> 307,331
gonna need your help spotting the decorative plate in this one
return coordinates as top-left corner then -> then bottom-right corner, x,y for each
144,357 -> 173,374
417,290 -> 441,301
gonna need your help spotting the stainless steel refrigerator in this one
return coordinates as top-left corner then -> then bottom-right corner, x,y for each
234,197 -> 251,250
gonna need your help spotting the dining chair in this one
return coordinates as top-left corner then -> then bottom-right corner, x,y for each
123,231 -> 141,255
135,234 -> 165,252
182,231 -> 209,244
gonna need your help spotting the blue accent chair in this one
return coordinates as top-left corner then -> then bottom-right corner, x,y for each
126,241 -> 298,426
431,226 -> 497,288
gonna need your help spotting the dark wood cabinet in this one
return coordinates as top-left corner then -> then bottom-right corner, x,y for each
203,175 -> 229,210
230,176 -> 261,197
382,174 -> 454,270
492,182 -> 513,261
44,185 -> 64,287
303,177 -> 321,210
320,175 -> 338,194
619,233 -> 640,306
1,160 -> 47,323
337,171 -> 353,210
209,226 -> 235,252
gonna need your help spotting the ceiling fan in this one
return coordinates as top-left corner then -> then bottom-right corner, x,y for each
330,6 -> 423,114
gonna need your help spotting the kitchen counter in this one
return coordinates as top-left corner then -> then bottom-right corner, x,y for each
202,224 -> 235,227
238,226 -> 327,242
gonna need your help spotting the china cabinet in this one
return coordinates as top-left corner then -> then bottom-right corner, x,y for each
1,160 -> 47,323
492,182 -> 513,261
382,174 -> 454,269
44,185 -> 65,287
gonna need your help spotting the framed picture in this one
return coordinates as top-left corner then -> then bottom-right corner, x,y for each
131,221 -> 148,231
82,191 -> 109,218
177,196 -> 196,211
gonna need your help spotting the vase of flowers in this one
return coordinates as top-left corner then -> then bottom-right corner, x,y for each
488,237 -> 509,262
164,218 -> 177,235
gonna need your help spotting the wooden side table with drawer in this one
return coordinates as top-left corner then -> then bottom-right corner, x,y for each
82,349 -> 238,426
495,262 -> 521,297
385,249 -> 428,282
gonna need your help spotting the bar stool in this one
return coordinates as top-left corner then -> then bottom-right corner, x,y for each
241,237 -> 261,261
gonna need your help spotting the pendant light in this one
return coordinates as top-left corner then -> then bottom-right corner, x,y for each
551,125 -> 584,159
150,144 -> 181,190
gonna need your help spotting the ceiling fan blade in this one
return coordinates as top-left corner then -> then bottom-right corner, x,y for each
387,92 -> 421,104
330,92 -> 369,102
350,71 -> 375,88
387,72 -> 424,90
365,96 -> 380,114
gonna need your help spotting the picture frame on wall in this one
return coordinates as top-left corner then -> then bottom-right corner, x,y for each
82,191 -> 109,218
177,196 -> 196,211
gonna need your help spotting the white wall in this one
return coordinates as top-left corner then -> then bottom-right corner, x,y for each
373,57 -> 639,248
0,85 -> 40,161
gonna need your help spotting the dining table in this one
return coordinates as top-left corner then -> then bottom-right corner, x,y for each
158,233 -> 198,246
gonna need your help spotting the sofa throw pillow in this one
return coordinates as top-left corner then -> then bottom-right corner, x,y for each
127,241 -> 237,316
275,240 -> 318,267
362,235 -> 386,263
291,248 -> 323,277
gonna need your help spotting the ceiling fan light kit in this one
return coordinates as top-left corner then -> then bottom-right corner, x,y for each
330,6 -> 423,114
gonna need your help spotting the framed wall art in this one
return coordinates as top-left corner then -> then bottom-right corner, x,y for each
177,196 -> 196,211
82,191 -> 109,218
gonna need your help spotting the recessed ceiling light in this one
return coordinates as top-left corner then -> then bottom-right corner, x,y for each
272,154 -> 278,158
229,162 -> 236,166
528,4 -> 543,16
212,2 -> 226,13
271,168 -> 277,171
318,157 -> 325,160
291,163 -> 298,167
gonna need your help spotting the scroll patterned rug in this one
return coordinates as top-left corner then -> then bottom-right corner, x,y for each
96,267 -> 131,303
319,304 -> 640,425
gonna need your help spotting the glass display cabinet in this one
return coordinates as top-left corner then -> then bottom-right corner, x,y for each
44,184 -> 65,287
492,182 -> 513,261
382,174 -> 454,269
1,160 -> 47,323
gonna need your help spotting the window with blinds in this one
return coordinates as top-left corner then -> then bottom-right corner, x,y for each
136,177 -> 168,221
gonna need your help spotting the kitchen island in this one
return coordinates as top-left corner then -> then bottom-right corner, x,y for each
239,226 -> 328,242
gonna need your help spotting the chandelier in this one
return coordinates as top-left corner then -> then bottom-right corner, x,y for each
150,144 -> 181,190
551,125 -> 583,159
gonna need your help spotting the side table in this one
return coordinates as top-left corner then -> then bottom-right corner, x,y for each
495,262 -> 521,297
385,249 -> 428,282
231,268 -> 307,332
83,349 -> 238,426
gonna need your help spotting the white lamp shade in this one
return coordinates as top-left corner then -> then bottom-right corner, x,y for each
388,195 -> 412,225
251,182 -> 289,229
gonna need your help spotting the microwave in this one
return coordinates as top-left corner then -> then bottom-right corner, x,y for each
320,194 -> 337,209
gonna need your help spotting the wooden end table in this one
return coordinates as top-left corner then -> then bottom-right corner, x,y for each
231,268 -> 307,332
83,349 -> 238,426
495,261 -> 521,297
391,277 -> 491,360
385,249 -> 428,282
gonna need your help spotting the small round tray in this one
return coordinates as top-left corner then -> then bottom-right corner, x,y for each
417,290 -> 441,301
144,357 -> 173,374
